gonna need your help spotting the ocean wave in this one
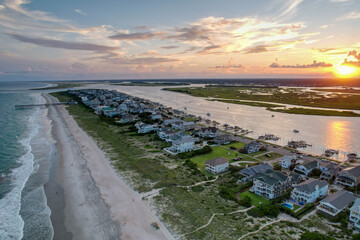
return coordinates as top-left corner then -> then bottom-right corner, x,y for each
0,107 -> 40,240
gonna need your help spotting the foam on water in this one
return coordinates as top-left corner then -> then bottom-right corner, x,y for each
0,103 -> 39,239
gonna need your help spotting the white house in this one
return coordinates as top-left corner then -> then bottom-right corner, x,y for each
317,191 -> 356,217
281,155 -> 297,169
294,160 -> 319,176
205,157 -> 229,174
135,122 -> 158,134
349,198 -> 360,228
251,170 -> 290,199
291,179 -> 328,204
169,136 -> 195,153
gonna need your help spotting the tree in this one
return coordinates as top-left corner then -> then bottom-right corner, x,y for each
289,164 -> 296,171
310,168 -> 322,177
239,195 -> 252,207
353,233 -> 360,240
273,163 -> 281,171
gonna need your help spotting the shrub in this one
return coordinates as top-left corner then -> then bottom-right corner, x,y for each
247,204 -> 280,218
300,231 -> 334,240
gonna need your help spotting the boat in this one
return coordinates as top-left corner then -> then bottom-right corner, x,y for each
325,149 -> 339,157
293,129 -> 299,133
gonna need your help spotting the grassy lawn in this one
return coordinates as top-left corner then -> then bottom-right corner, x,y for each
190,146 -> 239,172
255,152 -> 283,161
224,142 -> 246,149
238,190 -> 269,207
185,117 -> 198,122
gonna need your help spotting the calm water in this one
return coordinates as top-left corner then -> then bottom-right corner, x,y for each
0,81 -> 54,240
94,84 -> 360,161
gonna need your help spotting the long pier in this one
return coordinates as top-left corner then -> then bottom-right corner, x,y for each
15,102 -> 71,109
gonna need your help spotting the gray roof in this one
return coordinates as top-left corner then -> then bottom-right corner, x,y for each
206,157 -> 228,166
351,198 -> 360,210
344,166 -> 360,178
302,160 -> 319,170
254,170 -> 288,186
240,163 -> 273,177
294,178 -> 328,193
173,136 -> 194,145
320,191 -> 356,210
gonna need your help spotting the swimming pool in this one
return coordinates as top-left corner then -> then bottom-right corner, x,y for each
282,203 -> 294,210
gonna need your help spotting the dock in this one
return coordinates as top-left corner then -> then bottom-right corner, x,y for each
15,102 -> 75,109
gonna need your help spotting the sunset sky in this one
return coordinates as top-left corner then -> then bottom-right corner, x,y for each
0,0 -> 360,80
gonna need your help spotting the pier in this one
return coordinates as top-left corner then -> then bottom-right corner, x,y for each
15,101 -> 77,109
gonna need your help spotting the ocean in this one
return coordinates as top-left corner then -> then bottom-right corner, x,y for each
0,81 -> 54,240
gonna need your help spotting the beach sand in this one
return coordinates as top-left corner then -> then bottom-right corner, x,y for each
44,93 -> 174,240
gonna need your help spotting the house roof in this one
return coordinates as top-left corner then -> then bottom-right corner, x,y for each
206,157 -> 228,166
343,166 -> 360,178
240,163 -> 273,177
351,198 -> 360,211
320,191 -> 356,210
294,178 -> 328,193
289,172 -> 302,182
200,127 -> 218,133
301,160 -> 318,170
173,136 -> 194,145
254,170 -> 288,186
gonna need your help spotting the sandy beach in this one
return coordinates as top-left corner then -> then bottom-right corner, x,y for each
44,93 -> 174,240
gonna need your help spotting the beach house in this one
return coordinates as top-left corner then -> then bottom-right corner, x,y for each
251,170 -> 290,199
244,141 -> 262,154
291,179 -> 328,204
294,160 -> 319,176
349,198 -> 360,228
168,136 -> 195,153
239,163 -> 273,182
317,190 -> 356,217
334,166 -> 360,187
281,155 -> 297,169
205,157 -> 229,174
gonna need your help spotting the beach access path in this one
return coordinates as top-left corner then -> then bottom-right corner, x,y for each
45,93 -> 174,240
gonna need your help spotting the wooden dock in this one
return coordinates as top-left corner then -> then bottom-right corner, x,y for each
15,102 -> 71,109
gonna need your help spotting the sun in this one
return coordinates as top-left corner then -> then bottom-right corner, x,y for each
333,65 -> 359,78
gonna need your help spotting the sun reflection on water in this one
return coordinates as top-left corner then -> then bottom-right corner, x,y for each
325,121 -> 351,154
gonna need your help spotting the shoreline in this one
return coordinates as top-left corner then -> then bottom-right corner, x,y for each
44,93 -> 174,240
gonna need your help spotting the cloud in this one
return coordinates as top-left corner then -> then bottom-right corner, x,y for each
269,60 -> 333,68
139,50 -> 158,56
99,56 -> 178,65
337,11 -> 360,20
166,25 -> 211,41
161,46 -> 179,49
210,64 -> 243,69
243,45 -> 270,54
320,25 -> 328,29
275,0 -> 304,20
9,33 -> 119,52
74,9 -> 87,16
330,0 -> 351,2
109,31 -> 164,40
197,45 -> 222,54
342,50 -> 360,67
